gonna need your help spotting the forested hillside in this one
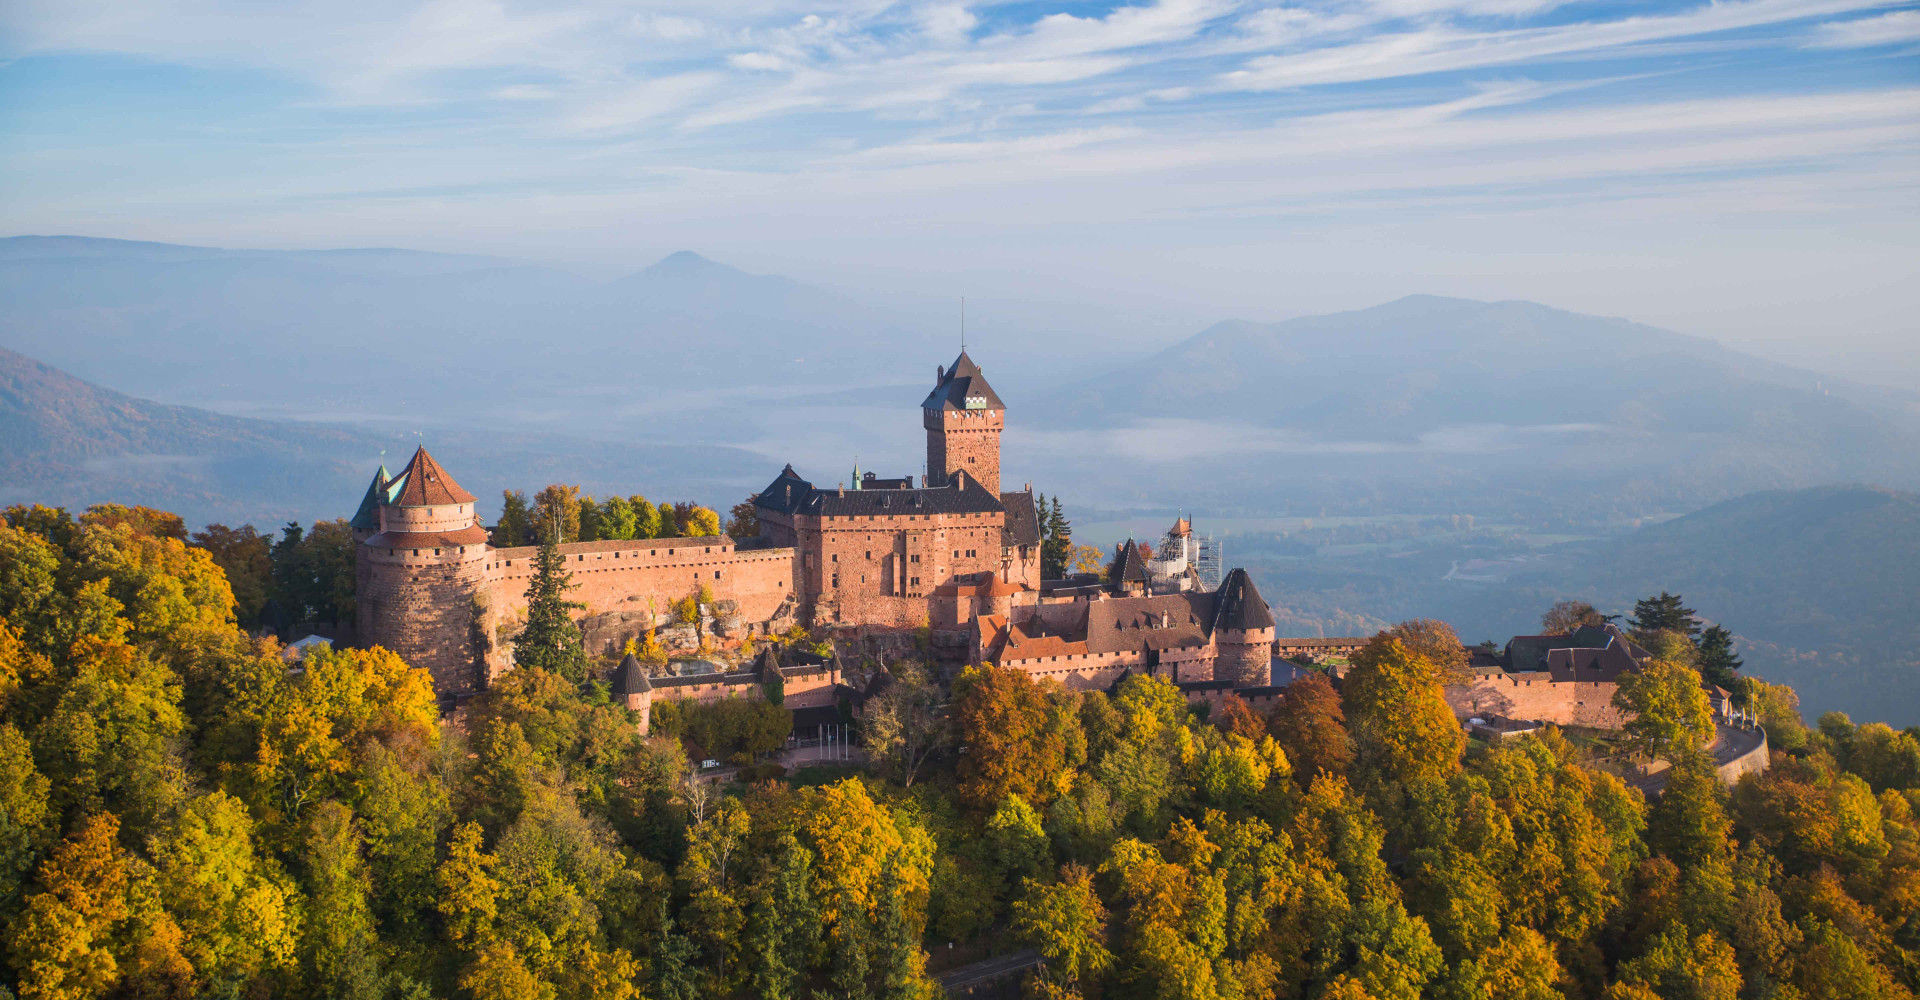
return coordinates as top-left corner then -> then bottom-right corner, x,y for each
4,499 -> 1920,999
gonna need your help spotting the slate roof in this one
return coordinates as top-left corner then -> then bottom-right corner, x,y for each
390,446 -> 477,506
804,475 -> 1006,517
1085,594 -> 1213,655
754,464 -> 814,515
1108,540 -> 1150,586
754,464 -> 1005,518
1505,623 -> 1650,674
349,465 -> 390,531
610,654 -> 653,696
1000,490 -> 1041,547
921,350 -> 1005,411
1210,568 -> 1276,631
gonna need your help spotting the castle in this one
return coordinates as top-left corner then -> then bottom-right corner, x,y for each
344,347 -> 1759,780
353,349 -> 1252,697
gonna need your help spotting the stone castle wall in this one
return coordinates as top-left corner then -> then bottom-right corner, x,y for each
359,544 -> 491,695
1215,628 -> 1276,687
800,511 -> 1006,627
482,537 -> 795,628
925,408 -> 1003,494
1446,672 -> 1631,730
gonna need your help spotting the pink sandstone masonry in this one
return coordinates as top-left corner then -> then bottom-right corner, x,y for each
1445,672 -> 1632,730
476,537 -> 796,681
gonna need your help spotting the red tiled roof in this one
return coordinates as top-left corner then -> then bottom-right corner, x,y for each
391,446 -> 476,506
365,526 -> 491,548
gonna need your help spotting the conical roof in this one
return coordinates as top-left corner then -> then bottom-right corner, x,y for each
922,350 -> 1005,411
349,464 -> 391,531
1211,568 -> 1276,631
1108,539 -> 1150,585
611,653 -> 653,696
390,446 -> 477,506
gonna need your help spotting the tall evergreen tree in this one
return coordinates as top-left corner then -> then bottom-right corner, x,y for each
827,897 -> 873,1000
513,533 -> 587,682
745,833 -> 819,1000
873,857 -> 924,1000
650,897 -> 702,1000
1695,624 -> 1743,690
496,491 -> 530,547
1041,497 -> 1071,579
1630,591 -> 1700,639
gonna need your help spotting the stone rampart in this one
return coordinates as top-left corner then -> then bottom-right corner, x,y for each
483,537 -> 795,631
1446,672 -> 1630,730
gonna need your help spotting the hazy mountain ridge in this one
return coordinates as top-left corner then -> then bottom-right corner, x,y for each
1030,295 -> 1920,517
1232,483 -> 1920,722
0,346 -> 771,529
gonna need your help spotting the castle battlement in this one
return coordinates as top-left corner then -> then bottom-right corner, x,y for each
352,348 -> 1281,700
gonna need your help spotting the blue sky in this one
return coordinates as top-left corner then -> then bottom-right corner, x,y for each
2,0 -> 1917,380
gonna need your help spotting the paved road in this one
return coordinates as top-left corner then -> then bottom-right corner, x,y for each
939,949 -> 1042,993
1627,724 -> 1768,797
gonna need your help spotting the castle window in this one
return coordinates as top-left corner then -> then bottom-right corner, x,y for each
413,549 -> 420,556
714,571 -> 721,579
434,548 -> 441,555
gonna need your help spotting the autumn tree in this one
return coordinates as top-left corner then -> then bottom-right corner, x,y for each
1012,864 -> 1113,986
1267,670 -> 1352,785
725,498 -> 760,541
1342,635 -> 1464,799
1541,599 -> 1607,635
598,496 -> 639,541
862,663 -> 953,788
1614,657 -> 1714,759
531,484 -> 582,543
1383,618 -> 1469,686
952,666 -> 1070,809
190,523 -> 273,625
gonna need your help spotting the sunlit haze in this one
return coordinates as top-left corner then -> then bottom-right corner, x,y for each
3,0 -> 1917,384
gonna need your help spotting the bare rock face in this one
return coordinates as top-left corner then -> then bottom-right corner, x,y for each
713,613 -> 745,637
659,624 -> 701,650
711,599 -> 739,617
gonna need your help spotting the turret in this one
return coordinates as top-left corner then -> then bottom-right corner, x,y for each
1211,569 -> 1277,687
922,350 -> 1004,494
610,653 -> 655,734
356,446 -> 494,697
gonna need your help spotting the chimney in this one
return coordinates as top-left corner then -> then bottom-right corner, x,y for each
937,365 -> 945,383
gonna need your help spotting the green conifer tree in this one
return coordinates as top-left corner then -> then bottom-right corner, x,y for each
513,533 -> 587,682
651,897 -> 702,1000
496,491 -> 531,548
1630,591 -> 1700,639
1696,624 -> 1743,690
828,896 -> 874,1000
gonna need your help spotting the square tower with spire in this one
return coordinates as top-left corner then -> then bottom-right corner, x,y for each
922,350 -> 1004,495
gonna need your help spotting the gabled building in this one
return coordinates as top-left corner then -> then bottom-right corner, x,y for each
976,566 -> 1278,689
752,351 -> 1042,627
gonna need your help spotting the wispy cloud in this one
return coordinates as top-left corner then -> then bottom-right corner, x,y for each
1809,8 -> 1920,46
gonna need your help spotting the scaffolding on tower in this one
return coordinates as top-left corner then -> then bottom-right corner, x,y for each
1194,531 -> 1223,591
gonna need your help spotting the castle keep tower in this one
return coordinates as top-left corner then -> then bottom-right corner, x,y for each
1210,568 -> 1278,687
923,351 -> 1004,495
356,446 -> 492,696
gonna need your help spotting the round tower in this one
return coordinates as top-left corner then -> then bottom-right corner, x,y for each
611,653 -> 655,734
1211,568 -> 1278,688
357,446 -> 493,697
